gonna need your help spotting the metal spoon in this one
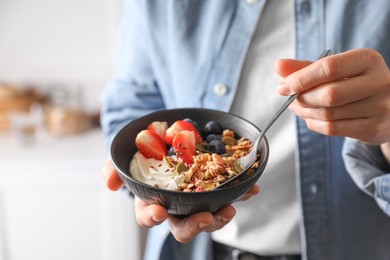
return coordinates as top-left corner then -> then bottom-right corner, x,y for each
216,49 -> 333,189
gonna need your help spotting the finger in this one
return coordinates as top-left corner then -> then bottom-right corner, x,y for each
274,59 -> 312,77
240,184 -> 260,201
295,76 -> 375,108
279,49 -> 375,95
304,118 -> 364,141
203,205 -> 236,232
168,212 -> 215,243
304,117 -> 388,144
289,96 -> 377,122
102,161 -> 124,191
134,197 -> 169,227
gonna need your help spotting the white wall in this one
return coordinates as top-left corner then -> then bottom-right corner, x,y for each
0,1 -> 147,259
0,0 -> 121,112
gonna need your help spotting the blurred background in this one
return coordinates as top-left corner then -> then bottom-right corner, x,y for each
0,0 -> 145,259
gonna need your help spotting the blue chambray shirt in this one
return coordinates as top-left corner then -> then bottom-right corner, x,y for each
100,0 -> 390,259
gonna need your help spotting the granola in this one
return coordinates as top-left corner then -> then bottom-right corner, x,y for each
167,130 -> 259,191
131,119 -> 260,191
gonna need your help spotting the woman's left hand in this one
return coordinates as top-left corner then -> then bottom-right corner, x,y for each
275,48 -> 390,146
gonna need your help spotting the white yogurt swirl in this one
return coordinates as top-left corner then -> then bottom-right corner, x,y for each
129,152 -> 184,190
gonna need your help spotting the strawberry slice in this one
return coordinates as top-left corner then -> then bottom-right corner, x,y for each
195,187 -> 205,192
147,121 -> 168,141
172,130 -> 196,164
165,120 -> 202,145
135,129 -> 168,160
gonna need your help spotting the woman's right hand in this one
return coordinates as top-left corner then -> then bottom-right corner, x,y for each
101,160 -> 259,243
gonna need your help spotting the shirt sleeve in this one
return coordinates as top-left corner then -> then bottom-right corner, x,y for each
100,0 -> 165,151
342,137 -> 390,216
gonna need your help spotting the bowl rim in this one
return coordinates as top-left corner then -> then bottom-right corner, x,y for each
110,108 -> 270,194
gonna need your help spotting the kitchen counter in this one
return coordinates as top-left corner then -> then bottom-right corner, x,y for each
0,129 -> 142,260
0,128 -> 105,168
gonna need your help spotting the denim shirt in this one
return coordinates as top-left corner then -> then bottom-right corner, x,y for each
100,0 -> 390,259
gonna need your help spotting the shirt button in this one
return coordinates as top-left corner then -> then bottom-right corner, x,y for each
246,0 -> 258,4
300,1 -> 312,17
213,83 -> 228,96
309,183 -> 318,194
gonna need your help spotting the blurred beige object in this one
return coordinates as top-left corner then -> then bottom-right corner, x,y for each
0,82 -> 46,132
45,83 -> 92,136
46,106 -> 91,136
9,103 -> 44,146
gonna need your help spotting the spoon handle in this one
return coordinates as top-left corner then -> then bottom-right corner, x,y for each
259,49 -> 334,139
260,93 -> 298,139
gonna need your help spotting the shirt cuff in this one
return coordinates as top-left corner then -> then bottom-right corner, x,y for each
342,137 -> 390,216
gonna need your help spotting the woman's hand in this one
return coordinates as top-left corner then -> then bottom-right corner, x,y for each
167,184 -> 259,243
101,160 -> 124,191
380,143 -> 390,163
101,160 -> 260,243
136,198 -> 236,243
275,48 -> 390,148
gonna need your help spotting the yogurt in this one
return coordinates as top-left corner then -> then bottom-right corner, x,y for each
130,152 -> 184,190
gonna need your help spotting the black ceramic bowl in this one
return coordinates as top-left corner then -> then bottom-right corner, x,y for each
110,108 -> 269,217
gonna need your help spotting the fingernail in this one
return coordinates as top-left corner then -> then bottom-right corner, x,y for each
215,215 -> 228,223
101,166 -> 109,181
198,223 -> 210,229
152,216 -> 163,223
277,81 -> 291,96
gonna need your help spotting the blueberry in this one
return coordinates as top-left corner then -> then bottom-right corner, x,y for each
205,134 -> 221,143
203,120 -> 223,136
168,146 -> 175,156
183,118 -> 201,132
207,140 -> 226,154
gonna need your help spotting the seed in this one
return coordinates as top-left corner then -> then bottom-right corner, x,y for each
196,143 -> 210,153
233,161 -> 243,173
163,157 -> 175,168
222,136 -> 237,146
175,162 -> 187,174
